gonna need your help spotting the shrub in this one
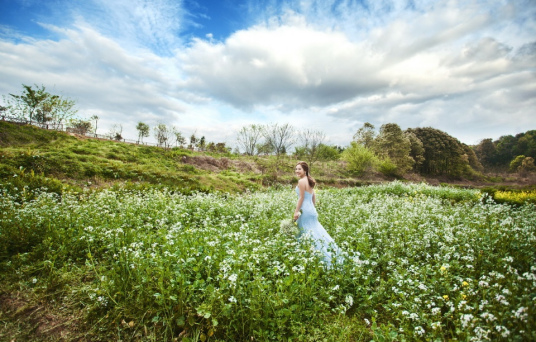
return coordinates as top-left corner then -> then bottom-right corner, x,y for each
378,157 -> 398,177
342,142 -> 379,175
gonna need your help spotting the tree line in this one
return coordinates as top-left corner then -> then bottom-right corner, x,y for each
2,84 -> 534,177
474,132 -> 536,173
236,121 -> 535,177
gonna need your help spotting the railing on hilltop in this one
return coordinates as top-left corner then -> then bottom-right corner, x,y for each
1,114 -> 162,147
1,114 -> 64,131
80,131 -> 160,147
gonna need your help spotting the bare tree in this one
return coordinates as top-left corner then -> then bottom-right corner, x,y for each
299,129 -> 326,166
110,124 -> 123,141
154,123 -> 174,148
91,115 -> 100,136
172,126 -> 186,148
236,124 -> 264,155
262,123 -> 296,157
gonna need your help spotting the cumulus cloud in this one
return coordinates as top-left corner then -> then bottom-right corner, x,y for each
0,0 -> 535,146
0,23 -> 186,136
177,0 -> 535,143
180,20 -> 387,109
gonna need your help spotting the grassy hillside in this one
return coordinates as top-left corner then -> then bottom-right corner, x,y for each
1,121 -> 535,197
0,121 -> 268,194
0,121 -> 374,196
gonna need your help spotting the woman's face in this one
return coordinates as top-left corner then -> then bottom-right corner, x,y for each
295,164 -> 305,178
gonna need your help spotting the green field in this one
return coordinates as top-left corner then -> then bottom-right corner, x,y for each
1,182 -> 535,341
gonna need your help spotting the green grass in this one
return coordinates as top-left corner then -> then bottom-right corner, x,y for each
1,183 -> 535,341
0,121 -> 370,196
0,122 -> 261,194
1,123 -> 536,340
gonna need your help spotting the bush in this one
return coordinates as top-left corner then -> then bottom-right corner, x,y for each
342,142 -> 379,175
378,157 -> 398,177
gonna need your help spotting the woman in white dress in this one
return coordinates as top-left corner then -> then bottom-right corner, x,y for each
293,161 -> 340,266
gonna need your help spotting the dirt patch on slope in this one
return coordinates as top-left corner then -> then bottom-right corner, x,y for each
181,155 -> 261,173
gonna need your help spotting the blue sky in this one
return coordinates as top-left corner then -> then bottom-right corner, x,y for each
0,0 -> 535,147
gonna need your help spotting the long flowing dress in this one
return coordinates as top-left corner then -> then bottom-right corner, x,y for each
295,187 -> 340,266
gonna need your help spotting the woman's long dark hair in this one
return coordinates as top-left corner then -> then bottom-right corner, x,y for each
297,161 -> 316,188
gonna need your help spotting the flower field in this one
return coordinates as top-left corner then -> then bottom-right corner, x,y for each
1,182 -> 535,341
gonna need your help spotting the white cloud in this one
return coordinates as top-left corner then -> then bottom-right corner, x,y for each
73,0 -> 186,55
0,0 -> 535,148
0,24 -> 187,139
180,19 -> 387,109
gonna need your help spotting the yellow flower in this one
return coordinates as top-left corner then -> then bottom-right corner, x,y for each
443,295 -> 449,301
462,294 -> 467,300
440,266 -> 447,273
462,281 -> 469,287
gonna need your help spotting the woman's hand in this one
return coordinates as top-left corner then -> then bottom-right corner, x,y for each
293,211 -> 300,221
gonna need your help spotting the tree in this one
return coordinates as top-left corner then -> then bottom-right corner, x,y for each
262,123 -> 296,157
91,115 -> 100,135
237,124 -> 264,155
206,141 -> 230,154
44,94 -> 77,125
510,155 -> 535,174
374,123 -> 414,175
69,119 -> 92,135
256,141 -> 274,155
405,131 -> 425,171
199,136 -> 206,151
6,84 -> 49,123
317,144 -> 341,161
4,84 -> 76,124
154,123 -> 173,148
481,131 -> 536,169
407,127 -> 473,176
493,135 -> 515,167
462,144 -> 483,172
299,129 -> 326,166
173,127 -> 186,148
514,131 -> 536,160
474,138 -> 497,167
294,146 -> 306,159
189,133 -> 197,150
510,155 -> 526,172
136,122 -> 150,143
520,157 -> 536,174
353,122 -> 376,148
109,124 -> 123,141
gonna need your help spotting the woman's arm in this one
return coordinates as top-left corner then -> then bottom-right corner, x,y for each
312,191 -> 316,206
294,180 -> 305,220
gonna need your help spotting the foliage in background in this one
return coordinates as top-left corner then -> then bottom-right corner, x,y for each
2,84 -> 77,124
407,127 -> 474,177
374,123 -> 414,176
342,142 -> 379,175
474,130 -> 536,169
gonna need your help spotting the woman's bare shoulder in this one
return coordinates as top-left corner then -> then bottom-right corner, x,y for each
298,178 -> 308,186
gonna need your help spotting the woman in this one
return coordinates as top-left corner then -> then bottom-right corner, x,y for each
294,161 -> 340,266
